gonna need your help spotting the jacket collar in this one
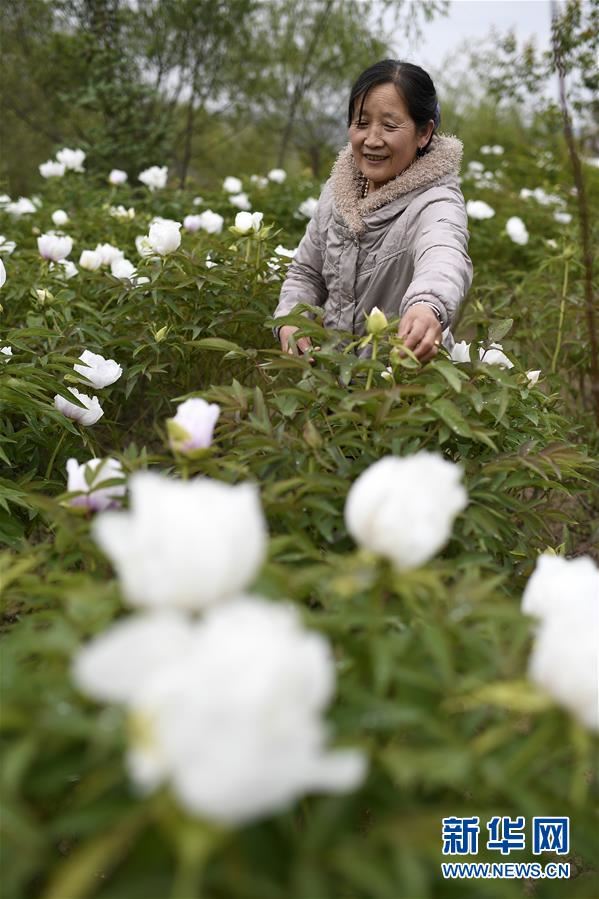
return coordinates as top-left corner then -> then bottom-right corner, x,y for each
331,134 -> 463,235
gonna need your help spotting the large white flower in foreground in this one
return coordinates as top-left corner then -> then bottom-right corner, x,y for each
147,219 -> 181,255
345,452 -> 467,570
167,398 -> 220,454
56,148 -> 86,172
522,553 -> 599,622
93,472 -> 268,610
505,216 -> 529,245
74,597 -> 366,822
37,233 -> 73,262
54,387 -> 104,425
138,166 -> 168,190
74,350 -> 122,388
66,457 -> 126,511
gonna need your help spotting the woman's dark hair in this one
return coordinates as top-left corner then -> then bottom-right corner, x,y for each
347,60 -> 441,152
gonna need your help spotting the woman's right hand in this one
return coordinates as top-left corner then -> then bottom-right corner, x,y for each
279,325 -> 313,356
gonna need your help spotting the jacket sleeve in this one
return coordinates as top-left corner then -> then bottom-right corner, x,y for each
273,183 -> 332,323
399,182 -> 473,329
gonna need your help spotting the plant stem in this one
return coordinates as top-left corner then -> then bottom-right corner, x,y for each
551,258 -> 569,374
365,338 -> 378,391
45,430 -> 67,480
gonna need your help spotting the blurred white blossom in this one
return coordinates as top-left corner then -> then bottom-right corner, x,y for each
233,211 -> 263,234
95,243 -> 125,266
505,216 -> 529,245
553,211 -> 572,224
109,205 -> 135,220
167,398 -> 220,454
229,192 -> 251,210
522,554 -> 599,731
345,452 -> 468,570
0,236 -> 16,255
466,200 -> 495,220
6,197 -> 36,216
39,160 -> 66,178
183,215 -> 203,232
274,244 -> 297,258
135,235 -> 154,257
74,597 -> 366,822
148,219 -> 181,255
192,196 -> 204,206
51,209 -> 69,226
250,175 -> 268,188
111,257 -> 137,280
1,345 -> 12,358
267,168 -> 286,183
54,387 -> 104,426
526,369 -> 541,385
74,350 -> 122,388
139,166 -> 168,190
298,197 -> 318,219
108,169 -> 128,185
79,250 -> 103,271
66,457 -> 126,511
479,342 -> 514,368
53,259 -> 78,279
450,340 -> 472,363
92,472 -> 268,611
223,176 -> 243,193
56,148 -> 86,172
0,259 -> 5,289
197,210 -> 224,234
38,233 -> 73,261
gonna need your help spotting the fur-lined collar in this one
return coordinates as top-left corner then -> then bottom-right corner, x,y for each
331,134 -> 463,235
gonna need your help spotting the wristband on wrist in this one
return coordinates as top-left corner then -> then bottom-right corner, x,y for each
412,300 -> 444,325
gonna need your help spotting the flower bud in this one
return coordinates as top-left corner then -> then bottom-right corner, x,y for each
366,306 -> 388,335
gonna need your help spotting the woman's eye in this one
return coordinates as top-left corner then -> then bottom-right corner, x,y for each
384,124 -> 397,131
355,121 -> 368,128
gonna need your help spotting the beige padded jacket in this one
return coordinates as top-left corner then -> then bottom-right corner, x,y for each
274,135 -> 472,348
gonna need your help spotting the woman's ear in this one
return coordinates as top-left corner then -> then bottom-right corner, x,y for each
418,118 -> 435,151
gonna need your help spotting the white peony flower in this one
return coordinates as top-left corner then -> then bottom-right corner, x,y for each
233,211 -> 263,234
66,457 -> 126,511
250,175 -> 268,188
51,209 -> 69,226
479,342 -> 514,368
519,188 -> 534,199
267,168 -> 286,183
54,259 -> 78,280
466,200 -> 495,220
229,192 -> 251,210
135,235 -> 154,257
147,219 -> 181,255
345,452 -> 468,570
94,243 -> 124,267
37,233 -> 73,261
0,236 -> 16,255
526,369 -> 541,385
192,196 -> 204,206
6,197 -> 36,216
545,239 -> 558,249
505,216 -> 529,245
138,166 -> 168,190
197,210 -> 224,234
450,340 -> 472,363
553,211 -> 572,224
56,148 -> 86,172
0,259 -> 5,289
108,169 -> 128,185
222,176 -> 242,193
92,472 -> 268,611
111,257 -> 137,280
491,144 -> 504,154
183,215 -> 203,232
298,197 -> 318,219
467,160 -> 484,173
0,194 -> 11,207
79,250 -> 103,271
480,145 -> 491,154
74,598 -> 367,822
167,398 -> 220,454
1,345 -> 12,358
39,160 -> 66,178
522,553 -> 599,621
74,349 -> 122,388
109,205 -> 135,220
54,387 -> 104,426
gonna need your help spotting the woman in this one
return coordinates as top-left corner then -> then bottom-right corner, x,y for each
273,60 -> 472,363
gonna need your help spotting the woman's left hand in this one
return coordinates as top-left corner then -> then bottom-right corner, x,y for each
397,305 -> 442,362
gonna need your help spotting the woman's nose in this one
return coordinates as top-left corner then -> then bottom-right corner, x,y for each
364,124 -> 384,145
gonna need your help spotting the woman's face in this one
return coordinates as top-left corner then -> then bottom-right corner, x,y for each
349,83 -> 433,191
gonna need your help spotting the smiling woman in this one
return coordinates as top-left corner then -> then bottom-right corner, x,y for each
274,59 -> 472,362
